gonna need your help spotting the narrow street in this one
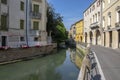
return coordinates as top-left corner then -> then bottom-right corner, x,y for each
91,45 -> 120,80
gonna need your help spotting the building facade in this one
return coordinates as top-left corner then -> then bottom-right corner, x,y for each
69,24 -> 76,40
75,19 -> 84,43
0,0 -> 47,48
27,0 -> 47,46
102,0 -> 120,49
0,0 -> 8,47
84,0 -> 102,45
8,0 -> 27,48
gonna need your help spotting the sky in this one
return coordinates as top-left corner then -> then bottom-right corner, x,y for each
47,0 -> 94,30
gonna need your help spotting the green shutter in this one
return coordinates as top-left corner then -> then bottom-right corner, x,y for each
1,15 -> 7,30
33,4 -> 39,13
20,1 -> 24,11
33,21 -> 39,30
20,20 -> 24,29
1,0 -> 7,4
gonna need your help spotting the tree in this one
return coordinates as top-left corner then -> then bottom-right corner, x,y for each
47,4 -> 67,44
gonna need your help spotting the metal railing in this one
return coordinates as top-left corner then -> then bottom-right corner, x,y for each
90,22 -> 100,29
31,11 -> 41,19
115,22 -> 120,27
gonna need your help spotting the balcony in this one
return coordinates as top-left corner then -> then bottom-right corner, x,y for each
115,22 -> 120,27
107,25 -> 111,29
90,22 -> 100,29
30,30 -> 41,36
31,11 -> 41,19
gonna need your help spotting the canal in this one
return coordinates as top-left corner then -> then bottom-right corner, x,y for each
0,48 -> 84,80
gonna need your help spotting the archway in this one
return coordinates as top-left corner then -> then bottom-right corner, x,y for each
96,30 -> 101,45
89,31 -> 93,44
85,32 -> 87,43
80,36 -> 82,42
118,30 -> 120,48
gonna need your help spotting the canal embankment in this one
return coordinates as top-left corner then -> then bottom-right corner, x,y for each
76,43 -> 91,80
77,44 -> 104,80
0,49 -> 80,80
0,43 -> 57,65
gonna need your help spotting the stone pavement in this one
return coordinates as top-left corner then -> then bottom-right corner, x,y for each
84,50 -> 101,80
91,45 -> 120,80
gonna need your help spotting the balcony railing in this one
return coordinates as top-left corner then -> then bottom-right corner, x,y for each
30,30 -> 41,36
115,22 -> 120,27
90,22 -> 99,29
31,11 -> 41,19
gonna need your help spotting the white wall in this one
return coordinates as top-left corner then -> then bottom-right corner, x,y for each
8,0 -> 27,48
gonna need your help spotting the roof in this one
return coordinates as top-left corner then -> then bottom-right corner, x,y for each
74,19 -> 84,25
83,0 -> 97,13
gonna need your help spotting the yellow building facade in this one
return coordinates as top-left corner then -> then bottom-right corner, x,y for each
75,19 -> 84,42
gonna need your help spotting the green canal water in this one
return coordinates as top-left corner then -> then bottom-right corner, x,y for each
0,49 -> 83,80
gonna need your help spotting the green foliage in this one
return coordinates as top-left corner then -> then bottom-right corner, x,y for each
47,4 -> 68,43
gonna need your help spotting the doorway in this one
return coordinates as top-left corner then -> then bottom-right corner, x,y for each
1,36 -> 7,46
118,30 -> 120,48
109,31 -> 112,47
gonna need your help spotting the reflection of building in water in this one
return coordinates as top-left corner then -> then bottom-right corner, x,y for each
69,49 -> 76,63
75,51 -> 83,69
69,48 -> 84,69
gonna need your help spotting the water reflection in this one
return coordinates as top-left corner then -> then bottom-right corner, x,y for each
69,48 -> 84,69
0,49 -> 82,80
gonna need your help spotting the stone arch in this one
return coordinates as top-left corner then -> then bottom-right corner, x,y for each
89,31 -> 93,44
85,32 -> 87,43
96,30 -> 101,45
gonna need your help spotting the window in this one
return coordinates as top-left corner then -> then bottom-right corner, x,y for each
118,11 -> 120,22
1,0 -> 7,4
87,10 -> 89,15
103,16 -> 105,27
20,1 -> 24,11
108,13 -> 111,26
1,15 -> 7,30
102,1 -> 105,9
98,12 -> 100,21
108,0 -> 111,4
97,0 -> 100,7
20,20 -> 24,29
33,4 -> 39,13
92,5 -> 95,11
95,14 -> 97,22
33,21 -> 39,30
90,8 -> 91,13
20,37 -> 25,41
34,37 -> 39,41
93,15 -> 95,23
90,18 -> 92,24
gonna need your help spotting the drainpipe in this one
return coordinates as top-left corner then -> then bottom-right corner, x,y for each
26,0 -> 29,46
100,0 -> 103,31
100,0 -> 103,45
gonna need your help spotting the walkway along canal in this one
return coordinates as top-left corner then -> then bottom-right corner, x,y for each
0,48 -> 84,80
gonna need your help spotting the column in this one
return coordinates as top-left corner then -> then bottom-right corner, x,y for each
112,30 -> 118,49
106,32 -> 110,47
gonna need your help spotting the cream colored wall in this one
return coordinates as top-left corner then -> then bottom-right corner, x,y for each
103,0 -> 120,30
84,0 -> 101,44
103,0 -> 120,49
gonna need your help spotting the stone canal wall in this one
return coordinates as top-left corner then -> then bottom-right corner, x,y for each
77,44 -> 90,80
0,43 -> 57,64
